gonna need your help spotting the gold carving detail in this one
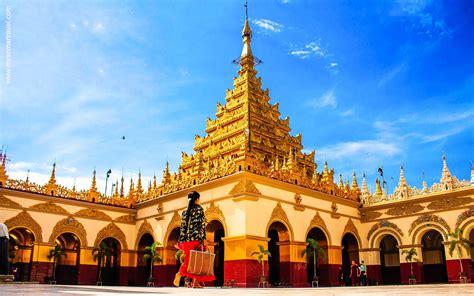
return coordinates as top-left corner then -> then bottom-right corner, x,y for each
343,218 -> 360,238
205,201 -> 225,222
49,216 -> 88,246
4,210 -> 43,242
115,214 -> 136,224
94,222 -> 128,250
360,211 -> 383,222
427,197 -> 472,211
137,219 -> 155,243
270,202 -> 290,226
29,202 -> 69,215
229,179 -> 261,196
0,195 -> 21,208
386,204 -> 424,216
408,214 -> 451,235
74,208 -> 112,221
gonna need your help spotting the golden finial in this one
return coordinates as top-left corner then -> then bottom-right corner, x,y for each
338,173 -> 343,189
351,171 -> 360,195
440,153 -> 454,190
113,180 -> 119,198
87,168 -> 99,202
45,161 -> 58,196
136,171 -> 144,198
128,177 -> 135,199
375,178 -> 383,198
153,174 -> 157,189
422,171 -> 428,194
91,168 -> 97,191
120,175 -> 124,198
0,151 -> 8,187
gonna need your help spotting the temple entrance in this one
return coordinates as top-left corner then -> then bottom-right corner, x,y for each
305,228 -> 328,286
9,227 -> 35,282
99,237 -> 121,286
136,233 -> 154,286
422,230 -> 447,283
341,233 -> 359,286
165,227 -> 181,286
267,221 -> 290,287
54,232 -> 80,284
206,220 -> 225,286
379,235 -> 400,285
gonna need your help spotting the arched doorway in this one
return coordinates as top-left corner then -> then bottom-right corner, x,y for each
165,227 -> 181,286
267,221 -> 290,286
421,229 -> 447,283
342,233 -> 359,286
306,228 -> 328,286
9,227 -> 35,281
136,233 -> 154,286
99,237 -> 121,286
54,232 -> 80,285
379,235 -> 400,285
206,220 -> 225,286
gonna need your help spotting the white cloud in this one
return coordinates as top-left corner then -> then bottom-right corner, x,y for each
252,19 -> 284,33
316,140 -> 402,161
378,63 -> 406,88
309,90 -> 337,109
340,109 -> 354,117
92,22 -> 105,33
290,41 -> 325,59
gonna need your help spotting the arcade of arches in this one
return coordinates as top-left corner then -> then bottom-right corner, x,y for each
1,12 -> 473,287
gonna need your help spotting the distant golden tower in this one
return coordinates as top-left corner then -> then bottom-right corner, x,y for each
87,169 -> 100,202
0,152 -> 8,187
45,162 -> 58,196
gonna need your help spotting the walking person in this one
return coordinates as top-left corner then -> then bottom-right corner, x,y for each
173,191 -> 215,288
0,223 -> 9,275
349,260 -> 360,286
338,266 -> 345,287
359,260 -> 367,286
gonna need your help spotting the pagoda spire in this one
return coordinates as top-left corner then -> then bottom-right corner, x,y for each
360,173 -> 370,203
0,151 -> 8,187
136,171 -> 144,200
351,171 -> 361,195
338,173 -> 343,189
120,175 -> 124,198
422,172 -> 428,194
87,168 -> 100,202
440,154 -> 454,190
394,164 -> 409,198
45,161 -> 58,195
375,178 -> 383,198
113,180 -> 119,198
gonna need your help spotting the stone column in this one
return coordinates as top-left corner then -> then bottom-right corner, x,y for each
359,248 -> 381,285
399,245 -> 423,284
29,242 -> 54,283
222,235 -> 269,287
444,242 -> 472,283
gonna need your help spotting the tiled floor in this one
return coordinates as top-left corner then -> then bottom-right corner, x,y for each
0,284 -> 473,296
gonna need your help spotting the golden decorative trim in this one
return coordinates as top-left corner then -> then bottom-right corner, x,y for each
367,220 -> 404,242
229,179 -> 261,196
136,219 -> 155,246
360,211 -> 383,222
115,214 -> 136,224
427,197 -> 472,211
456,208 -> 474,229
221,235 -> 270,242
0,195 -> 21,208
294,193 -> 304,211
385,204 -> 424,216
4,210 -> 43,242
270,202 -> 290,226
307,211 -> 331,244
408,213 -> 450,235
232,195 -> 259,202
343,218 -> 361,246
205,201 -> 225,222
49,216 -> 88,246
74,208 -> 112,221
29,201 -> 69,215
94,222 -> 128,250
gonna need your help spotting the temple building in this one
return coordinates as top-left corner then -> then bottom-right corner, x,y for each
0,14 -> 473,288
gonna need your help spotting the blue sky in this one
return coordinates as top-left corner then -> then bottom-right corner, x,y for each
0,0 -> 473,194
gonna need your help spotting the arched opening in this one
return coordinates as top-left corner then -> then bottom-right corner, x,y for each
421,229 -> 447,283
206,220 -> 225,286
267,221 -> 290,287
165,227 -> 181,286
305,227 -> 328,286
9,227 -> 35,282
99,237 -> 121,286
136,233 -> 154,286
379,235 -> 400,285
341,233 -> 359,286
54,232 -> 80,284
470,229 -> 474,283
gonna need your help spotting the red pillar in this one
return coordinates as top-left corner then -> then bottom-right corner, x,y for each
224,259 -> 265,287
446,259 -> 471,283
400,262 -> 423,284
366,264 -> 381,285
77,264 -> 97,285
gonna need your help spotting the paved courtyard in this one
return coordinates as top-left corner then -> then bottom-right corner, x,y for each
0,284 -> 473,296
